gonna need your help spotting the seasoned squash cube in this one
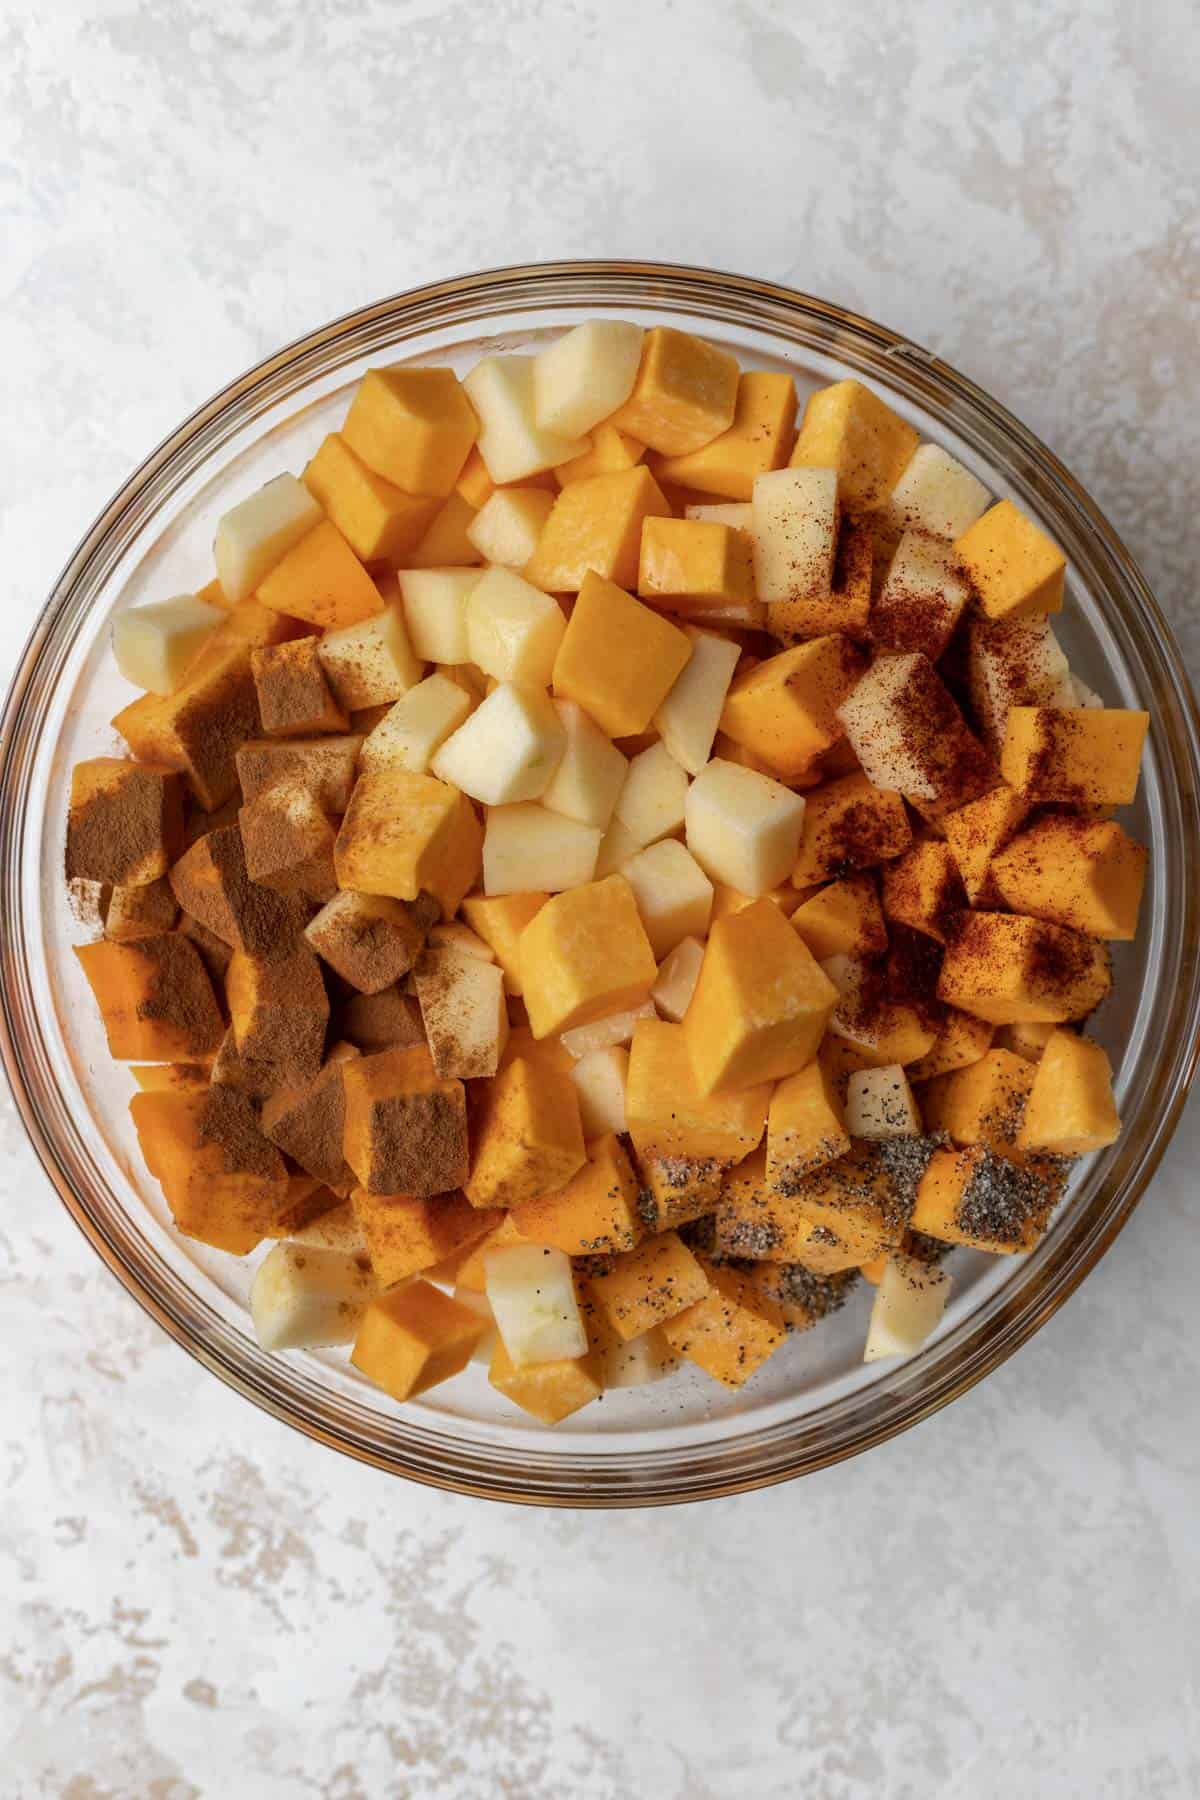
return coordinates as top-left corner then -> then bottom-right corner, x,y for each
661,1257 -> 786,1387
911,1144 -> 1061,1253
999,706 -> 1149,806
838,653 -> 996,817
343,1045 -> 469,1197
608,326 -> 739,456
627,1018 -> 769,1167
648,370 -> 797,500
76,936 -> 223,1062
518,875 -> 656,1038
784,1143 -> 911,1251
511,1132 -> 642,1255
257,521 -> 384,631
351,1281 -> 487,1400
103,877 -> 178,942
789,378 -> 918,511
131,1086 -> 288,1254
954,499 -> 1065,621
637,518 -> 755,613
989,815 -> 1146,940
766,1060 -> 850,1191
937,912 -> 1111,1025
719,636 -> 863,781
260,1044 -> 360,1195
303,432 -> 439,563
66,758 -> 184,888
791,873 -> 888,960
942,785 -> 1029,904
342,366 -> 479,497
304,889 -> 434,992
587,1229 -> 711,1341
113,643 -> 261,811
236,734 -> 363,813
464,1055 -> 586,1210
552,568 -> 692,737
334,769 -> 482,915
251,637 -> 348,736
169,824 -> 309,956
1017,1028 -> 1120,1155
350,1188 -> 497,1287
881,839 -> 965,944
906,1008 -> 994,1081
226,942 -> 330,1090
685,759 -> 807,896
686,898 -> 839,1093
526,466 -> 674,593
238,781 -> 338,902
920,1048 -> 1034,1155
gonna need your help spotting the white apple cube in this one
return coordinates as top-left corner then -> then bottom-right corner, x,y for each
614,742 -> 689,851
1070,674 -> 1105,708
287,1204 -> 368,1257
466,487 -> 555,568
560,998 -> 656,1060
541,700 -> 628,829
483,1242 -> 587,1367
415,944 -> 509,1079
593,816 -> 643,880
250,1242 -> 378,1352
863,1252 -> 951,1363
397,568 -> 481,665
532,320 -> 645,438
214,472 -> 323,603
818,953 -> 861,998
885,443 -> 991,540
426,921 -> 495,960
452,1285 -> 498,1364
653,626 -> 741,775
965,616 -> 1075,747
482,803 -> 601,895
752,467 -> 838,603
359,672 -> 473,775
463,355 -> 587,483
845,1065 -> 922,1139
874,530 -> 971,658
112,594 -> 224,696
651,935 -> 705,1022
466,566 -> 566,687
684,758 -> 806,895
620,838 -> 713,959
601,1325 -> 679,1389
432,682 -> 565,805
685,502 -> 754,529
570,1044 -> 629,1138
318,598 -> 425,711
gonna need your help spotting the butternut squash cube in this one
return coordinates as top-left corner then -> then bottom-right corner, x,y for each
937,911 -> 1111,1024
554,424 -> 646,486
791,873 -> 888,960
349,1188 -> 497,1287
881,839 -> 965,944
911,1144 -> 1061,1253
999,706 -> 1149,806
113,643 -> 260,810
511,1132 -> 642,1254
714,1145 -> 807,1259
76,936 -> 223,1062
250,636 -> 348,737
226,943 -> 330,1090
518,874 -> 656,1038
791,773 -> 911,888
257,520 -> 384,631
720,636 -> 863,782
587,1229 -> 711,1341
1017,1028 -> 1120,1155
343,1045 -> 469,1197
789,378 -> 918,512
334,769 -> 482,915
766,1060 -> 850,1191
131,1086 -> 288,1254
942,785 -> 1029,904
103,878 -> 178,941
684,759 -> 807,896
342,366 -> 479,497
661,1257 -> 786,1388
464,1055 -> 586,1210
66,758 -> 184,888
637,517 -> 756,613
649,370 -> 798,499
488,1337 -> 603,1423
784,1143 -> 910,1251
608,326 -> 739,456
236,733 -> 363,812
906,1008 -> 994,1081
525,467 -> 673,593
238,781 -> 338,902
304,889 -> 434,993
920,1048 -> 1034,1155
303,432 -> 439,563
406,493 -> 484,568
954,499 -> 1065,621
626,1018 -> 769,1167
989,815 -> 1146,940
556,564 -> 693,732
460,890 -> 547,994
351,1280 -> 487,1400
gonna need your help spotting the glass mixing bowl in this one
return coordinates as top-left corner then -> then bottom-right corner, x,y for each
3,261 -> 1198,1507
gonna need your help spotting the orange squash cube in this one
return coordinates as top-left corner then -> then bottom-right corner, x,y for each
766,1059 -> 850,1192
989,815 -> 1147,940
790,873 -> 888,959
488,1337 -> 603,1423
784,1144 -> 911,1252
937,912 -> 1111,1025
551,568 -> 692,738
1017,1028 -> 1120,1155
943,785 -> 1029,904
250,637 -> 348,738
341,366 -> 478,498
303,432 -> 439,563
113,642 -> 260,810
170,823 -> 309,957
587,1229 -> 711,1341
920,1049 -> 1034,1155
405,493 -> 484,567
637,517 -> 756,612
343,1045 -> 469,1197
741,1260 -> 860,1330
627,1018 -> 769,1165
351,1280 -> 487,1400
464,1055 -> 586,1211
713,1146 -> 828,1261
954,500 -> 1065,621
226,943 -> 330,1090
634,1152 -> 725,1233
66,759 -> 185,889
131,1086 -> 288,1253
719,636 -> 863,782
75,936 -> 224,1062
995,1019 -> 1058,1063
461,891 -> 548,994
511,1132 -> 643,1254
648,370 -> 797,499
349,1188 -> 500,1287
525,466 -> 673,593
334,768 -> 482,915
828,980 -> 938,1069
518,875 -> 657,1038
608,326 -> 739,456
685,900 -> 839,1094
789,379 -> 918,511
880,839 -> 965,944
911,1145 -> 1060,1253
661,1257 -> 786,1388
791,772 -> 912,887
907,1008 -> 994,1081
256,520 -> 384,631
554,424 -> 646,486
999,706 -> 1149,805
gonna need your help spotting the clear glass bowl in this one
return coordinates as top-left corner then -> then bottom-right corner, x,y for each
3,261 -> 1198,1507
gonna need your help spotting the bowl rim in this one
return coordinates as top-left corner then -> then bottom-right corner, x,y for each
3,256 -> 1199,1507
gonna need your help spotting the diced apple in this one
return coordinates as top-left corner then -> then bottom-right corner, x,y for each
560,998 -> 657,1060
685,502 -> 753,529
863,1251 -> 951,1363
599,1325 -> 679,1388
593,816 -> 643,879
871,530 -> 971,661
415,944 -> 509,1079
431,682 -> 565,805
397,568 -> 481,664
884,443 -> 991,540
620,838 -> 713,959
466,487 -> 556,568
250,1242 -> 378,1351
482,804 -> 602,895
1070,675 -> 1105,709
532,320 -> 645,438
845,1065 -> 922,1139
966,615 -> 1075,747
570,1044 -> 629,1138
317,597 -> 425,711
112,594 -> 225,696
463,355 -> 588,483
359,673 -> 473,775
483,1241 -> 587,1366
651,935 -> 705,1022
214,473 -> 324,603
614,742 -> 689,851
427,920 -> 495,960
466,566 -> 567,686
752,467 -> 838,603
541,700 -> 628,829
685,759 -> 806,895
653,627 -> 742,775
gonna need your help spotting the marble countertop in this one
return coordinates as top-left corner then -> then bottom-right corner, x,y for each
3,3 -> 1198,1795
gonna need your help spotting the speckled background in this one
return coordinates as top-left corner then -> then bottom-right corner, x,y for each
3,3 -> 1199,1795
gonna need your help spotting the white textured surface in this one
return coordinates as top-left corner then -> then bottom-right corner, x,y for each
3,3 -> 1199,1795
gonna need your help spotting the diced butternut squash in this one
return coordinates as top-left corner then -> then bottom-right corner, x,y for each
334,769 -> 482,914
488,1337 -> 603,1423
518,875 -> 656,1038
881,839 -> 965,944
661,1258 -> 786,1388
989,815 -> 1147,940
66,758 -> 184,888
257,520 -> 384,631
586,1230 -> 711,1341
937,912 -> 1111,1025
648,370 -> 797,499
789,378 -> 918,511
464,1056 -> 586,1210
351,1281 -> 487,1399
511,1132 -> 643,1254
303,432 -> 439,562
131,1086 -> 288,1254
551,569 -> 692,737
343,1045 -> 469,1197
1017,1028 -> 1120,1155
911,1145 -> 1060,1254
342,366 -> 479,497
920,1049 -> 1034,1155
113,643 -> 260,810
608,326 -> 739,456
637,518 -> 756,613
790,772 -> 911,888
626,1018 -> 768,1169
943,785 -> 1029,905
791,874 -> 888,960
350,1188 -> 498,1287
525,467 -> 673,593
766,1060 -> 850,1191
76,937 -> 223,1062
719,636 -> 864,782
954,499 -> 1065,621
461,891 -> 548,994
999,707 -> 1149,806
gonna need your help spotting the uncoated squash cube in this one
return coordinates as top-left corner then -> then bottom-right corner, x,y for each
303,432 -> 439,563
334,769 -> 482,915
999,706 -> 1149,806
648,370 -> 798,500
66,758 -> 184,887
518,875 -> 656,1038
1017,1028 -> 1120,1155
525,467 -> 673,594
552,569 -> 693,740
686,899 -> 840,1094
937,911 -> 1111,1025
586,1230 -> 711,1341
626,1018 -> 769,1168
257,521 -> 385,631
464,1056 -> 586,1211
131,1086 -> 288,1254
789,379 -> 919,512
719,636 -> 864,782
954,499 -> 1066,621
790,874 -> 888,960
488,1337 -> 603,1424
608,327 -> 740,456
342,366 -> 479,498
661,1257 -> 786,1388
511,1132 -> 643,1255
989,815 -> 1147,940
637,518 -> 756,613
76,935 -> 224,1062
351,1281 -> 487,1400
343,1045 -> 469,1198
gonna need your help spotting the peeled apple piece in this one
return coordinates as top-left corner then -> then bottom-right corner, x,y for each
214,473 -> 323,603
532,320 -> 645,439
483,1242 -> 588,1367
863,1253 -> 951,1363
250,1242 -> 378,1351
112,595 -> 225,695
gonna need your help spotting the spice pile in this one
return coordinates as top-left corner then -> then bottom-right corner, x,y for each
65,320 -> 1148,1423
